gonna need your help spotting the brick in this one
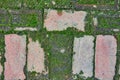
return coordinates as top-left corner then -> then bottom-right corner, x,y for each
72,35 -> 94,78
95,35 -> 117,80
4,34 -> 26,80
44,9 -> 87,31
27,38 -> 47,74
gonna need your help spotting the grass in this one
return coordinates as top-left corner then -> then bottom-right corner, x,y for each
0,34 -> 5,80
0,14 -> 10,26
11,14 -> 38,27
0,0 -> 22,9
113,34 -> 120,80
44,0 -> 72,8
0,0 -> 119,80
24,0 -> 43,9
27,31 -> 73,80
97,16 -> 120,29
47,33 -> 73,80
27,71 -> 49,80
77,0 -> 115,5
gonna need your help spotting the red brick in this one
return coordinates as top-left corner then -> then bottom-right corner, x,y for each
95,35 -> 117,80
4,34 -> 26,80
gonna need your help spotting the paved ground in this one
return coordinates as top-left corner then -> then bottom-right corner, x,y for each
0,0 -> 120,80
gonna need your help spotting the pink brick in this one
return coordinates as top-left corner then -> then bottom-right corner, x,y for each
44,9 -> 87,31
95,35 -> 117,80
4,34 -> 26,80
27,38 -> 47,74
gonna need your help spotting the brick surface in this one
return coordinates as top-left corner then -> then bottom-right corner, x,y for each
27,38 -> 47,74
95,35 -> 117,80
44,9 -> 87,31
72,35 -> 94,78
4,34 -> 26,80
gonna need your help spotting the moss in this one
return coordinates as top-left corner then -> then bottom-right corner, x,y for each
113,34 -> 120,80
98,17 -> 120,28
11,14 -> 38,27
0,34 -> 5,80
44,33 -> 73,80
27,71 -> 49,80
24,0 -> 43,9
0,1 -> 119,80
0,0 -> 22,9
77,0 -> 114,5
0,14 -> 11,27
44,0 -> 72,8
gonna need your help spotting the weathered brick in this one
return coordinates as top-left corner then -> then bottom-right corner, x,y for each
4,34 -> 26,80
95,35 -> 117,80
72,35 -> 94,78
44,9 -> 87,31
27,38 -> 47,74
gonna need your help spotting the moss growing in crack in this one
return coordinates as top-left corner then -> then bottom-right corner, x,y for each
0,0 -> 22,9
27,71 -> 49,80
24,0 -> 44,9
113,34 -> 120,80
77,0 -> 114,5
44,0 -> 72,8
98,17 -> 120,28
84,10 -> 95,35
0,34 -> 5,80
11,14 -> 38,28
72,71 -> 94,80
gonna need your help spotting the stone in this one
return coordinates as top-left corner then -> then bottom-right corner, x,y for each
95,35 -> 117,80
60,49 -> 65,53
112,29 -> 119,32
4,34 -> 26,80
93,17 -> 98,27
72,35 -> 94,78
44,9 -> 87,31
14,27 -> 37,31
27,38 -> 47,74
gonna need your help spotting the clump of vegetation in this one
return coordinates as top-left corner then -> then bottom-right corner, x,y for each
77,0 -> 114,5
27,71 -> 49,80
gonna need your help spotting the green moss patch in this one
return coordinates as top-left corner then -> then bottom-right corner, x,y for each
77,0 -> 115,5
44,0 -> 72,8
46,33 -> 73,80
0,0 -> 22,9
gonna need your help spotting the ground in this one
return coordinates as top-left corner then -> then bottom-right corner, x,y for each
0,0 -> 119,80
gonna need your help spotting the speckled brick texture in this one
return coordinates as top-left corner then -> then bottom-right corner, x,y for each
4,34 -> 26,80
95,35 -> 117,80
44,9 -> 87,31
72,35 -> 94,78
27,38 -> 47,74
